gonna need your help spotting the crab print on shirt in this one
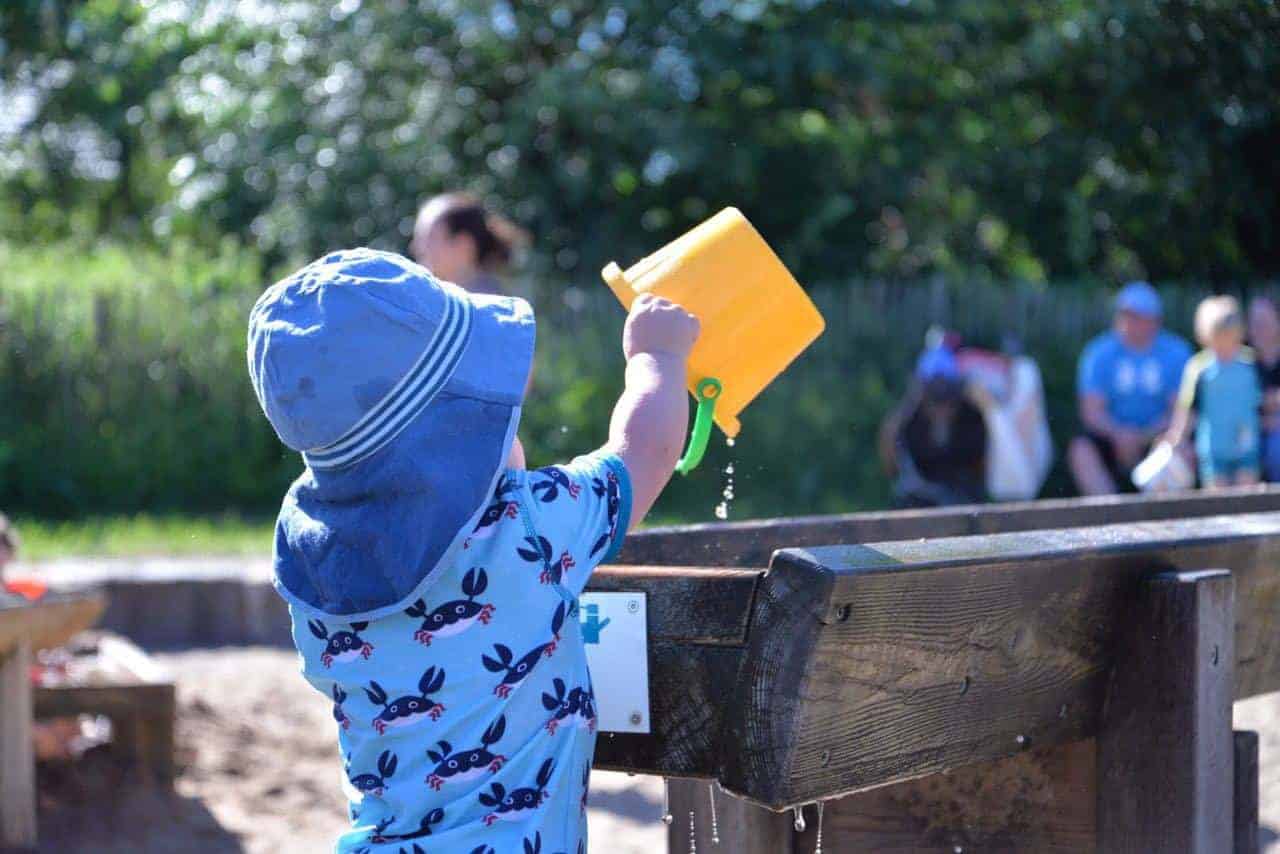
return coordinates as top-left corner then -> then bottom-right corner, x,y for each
286,452 -> 631,854
309,619 -> 375,668
405,567 -> 495,646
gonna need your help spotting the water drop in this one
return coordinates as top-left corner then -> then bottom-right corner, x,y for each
725,463 -> 734,474
714,502 -> 729,520
726,437 -> 735,447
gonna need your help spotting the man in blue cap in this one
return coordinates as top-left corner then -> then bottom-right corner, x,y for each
1069,281 -> 1192,494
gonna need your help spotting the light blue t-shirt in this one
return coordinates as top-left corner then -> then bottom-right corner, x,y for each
289,453 -> 630,854
1077,330 -> 1192,429
1179,350 -> 1262,464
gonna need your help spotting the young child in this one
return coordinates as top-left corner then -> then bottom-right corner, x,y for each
1166,295 -> 1261,488
247,248 -> 697,852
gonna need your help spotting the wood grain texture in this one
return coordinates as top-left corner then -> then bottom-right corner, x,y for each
584,567 -> 762,776
586,566 -> 759,644
0,642 -> 36,849
1098,570 -> 1234,854
794,739 -> 1097,853
592,643 -> 742,777
720,513 -> 1280,809
1235,730 -> 1260,854
619,485 -> 1280,567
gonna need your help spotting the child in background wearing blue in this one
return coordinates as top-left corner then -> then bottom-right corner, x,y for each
246,249 -> 697,853
1166,295 -> 1261,488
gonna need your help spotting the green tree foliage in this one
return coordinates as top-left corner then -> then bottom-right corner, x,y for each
0,240 -> 1212,519
2,1 -> 1279,282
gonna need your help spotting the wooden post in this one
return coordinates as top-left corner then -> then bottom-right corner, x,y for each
0,641 -> 36,850
666,778 -> 793,854
1234,730 -> 1259,854
1098,569 -> 1234,854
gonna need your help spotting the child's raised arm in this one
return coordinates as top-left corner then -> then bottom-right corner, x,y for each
605,294 -> 700,529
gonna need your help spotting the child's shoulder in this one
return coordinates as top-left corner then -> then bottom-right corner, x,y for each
484,455 -> 632,584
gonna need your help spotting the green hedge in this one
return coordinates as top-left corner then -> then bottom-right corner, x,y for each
0,241 -> 1217,523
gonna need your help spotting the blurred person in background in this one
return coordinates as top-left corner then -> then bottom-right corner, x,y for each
409,192 -> 528,296
1068,281 -> 1191,495
1165,296 -> 1260,488
879,339 -> 989,507
956,337 -> 1054,502
1248,295 -> 1280,482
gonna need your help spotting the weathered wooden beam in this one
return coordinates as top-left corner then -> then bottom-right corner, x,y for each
587,567 -> 760,777
673,741 -> 1100,853
593,643 -> 743,778
1098,570 -> 1234,853
717,513 -> 1280,809
620,485 -> 1280,567
586,566 -> 759,645
794,739 -> 1097,853
0,642 -> 36,850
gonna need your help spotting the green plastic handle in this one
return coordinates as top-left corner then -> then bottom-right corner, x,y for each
676,377 -> 722,476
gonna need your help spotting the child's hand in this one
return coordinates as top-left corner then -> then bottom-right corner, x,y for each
622,295 -> 700,362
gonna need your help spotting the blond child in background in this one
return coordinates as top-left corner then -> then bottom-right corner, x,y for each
1165,296 -> 1261,488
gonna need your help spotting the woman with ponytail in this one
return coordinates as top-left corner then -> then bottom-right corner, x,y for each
410,192 -> 528,296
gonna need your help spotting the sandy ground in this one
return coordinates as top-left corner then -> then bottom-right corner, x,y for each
1236,694 -> 1280,851
34,647 -> 665,854
31,645 -> 1280,853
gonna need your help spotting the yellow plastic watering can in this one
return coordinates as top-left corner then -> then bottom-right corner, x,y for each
602,207 -> 825,474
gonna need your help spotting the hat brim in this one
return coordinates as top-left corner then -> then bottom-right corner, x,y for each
273,290 -> 536,619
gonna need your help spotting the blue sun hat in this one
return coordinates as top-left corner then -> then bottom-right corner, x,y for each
247,248 -> 535,619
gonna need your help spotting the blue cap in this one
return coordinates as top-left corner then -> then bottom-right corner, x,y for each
1115,280 -> 1162,318
915,345 -> 959,382
247,248 -> 535,618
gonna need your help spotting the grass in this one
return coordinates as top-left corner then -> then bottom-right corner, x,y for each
11,510 -> 698,561
13,514 -> 276,560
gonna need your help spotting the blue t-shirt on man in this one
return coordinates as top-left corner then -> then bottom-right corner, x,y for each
1077,330 -> 1192,430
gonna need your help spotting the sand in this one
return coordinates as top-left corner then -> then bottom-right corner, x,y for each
32,646 -> 1280,852
34,647 -> 665,854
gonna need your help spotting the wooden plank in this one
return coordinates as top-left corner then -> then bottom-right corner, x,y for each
34,683 -> 175,720
667,778 -> 793,854
1098,570 -> 1234,853
587,566 -> 759,777
586,566 -> 760,645
718,513 -> 1280,809
593,643 -> 742,777
796,739 -> 1097,853
0,641 -> 36,850
1235,730 -> 1260,854
0,590 -> 106,654
619,485 -> 1280,567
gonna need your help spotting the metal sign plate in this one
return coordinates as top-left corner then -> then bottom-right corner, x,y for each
580,591 -> 650,734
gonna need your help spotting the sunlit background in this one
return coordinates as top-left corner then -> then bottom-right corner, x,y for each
2,0 -> 1278,534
